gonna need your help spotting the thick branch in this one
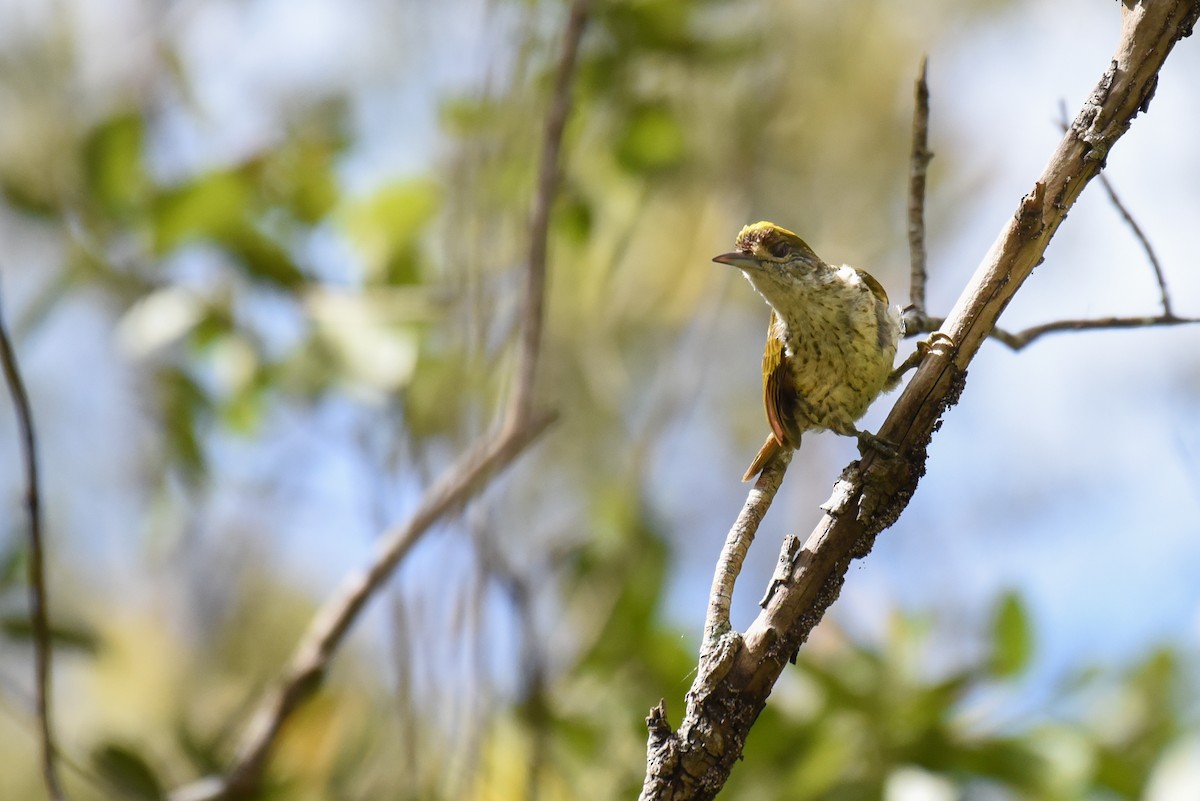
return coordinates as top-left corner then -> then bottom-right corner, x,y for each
0,287 -> 65,801
640,3 -> 1200,799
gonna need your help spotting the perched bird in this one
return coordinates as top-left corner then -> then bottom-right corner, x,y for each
714,221 -> 904,481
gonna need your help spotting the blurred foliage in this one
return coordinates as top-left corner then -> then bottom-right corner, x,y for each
0,1 -> 1197,800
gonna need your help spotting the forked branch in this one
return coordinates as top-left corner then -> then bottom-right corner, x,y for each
640,3 -> 1200,799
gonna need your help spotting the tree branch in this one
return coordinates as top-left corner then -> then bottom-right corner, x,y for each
907,312 -> 1199,350
510,0 -> 592,428
1057,99 -> 1174,317
1094,157 -> 1175,319
0,284 -> 65,801
907,55 -> 933,317
702,451 -> 791,650
639,2 -> 1200,799
168,2 -> 591,799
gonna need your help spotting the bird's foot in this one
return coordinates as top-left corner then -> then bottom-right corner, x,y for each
852,428 -> 897,458
887,330 -> 956,388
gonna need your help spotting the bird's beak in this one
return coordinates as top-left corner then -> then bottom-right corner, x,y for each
712,252 -> 761,271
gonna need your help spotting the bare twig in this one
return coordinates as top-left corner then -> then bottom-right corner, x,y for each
1096,169 -> 1174,318
1057,100 -> 1173,317
702,451 -> 790,650
168,3 -> 591,799
640,3 -> 1200,798
991,314 -> 1197,349
905,312 -> 1199,351
510,0 -> 592,427
0,286 -> 65,801
907,55 -> 933,317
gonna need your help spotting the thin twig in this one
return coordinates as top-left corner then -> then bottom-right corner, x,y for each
990,314 -> 1198,349
0,286 -> 65,801
510,0 -> 592,427
1096,173 -> 1174,317
907,55 -> 933,317
906,313 -> 1199,351
1057,100 -> 1173,318
702,451 -> 790,651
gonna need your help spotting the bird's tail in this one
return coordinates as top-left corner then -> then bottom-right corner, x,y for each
742,434 -> 784,482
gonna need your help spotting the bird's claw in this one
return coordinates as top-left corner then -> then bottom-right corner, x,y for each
918,331 -> 955,356
854,429 -> 897,458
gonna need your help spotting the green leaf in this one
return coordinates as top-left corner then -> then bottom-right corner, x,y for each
224,227 -> 306,289
0,175 -> 60,218
150,171 -> 306,289
990,591 -> 1033,678
92,742 -> 165,801
340,178 -> 439,284
157,367 -> 211,483
264,137 -> 340,224
0,615 -> 101,653
83,112 -> 146,217
614,104 -> 685,175
151,172 -> 250,253
556,187 -> 593,245
0,543 -> 26,590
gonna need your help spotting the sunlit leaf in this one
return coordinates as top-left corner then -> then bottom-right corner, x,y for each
83,112 -> 146,217
151,172 -> 250,253
990,591 -> 1033,678
340,179 -> 439,283
151,172 -> 306,289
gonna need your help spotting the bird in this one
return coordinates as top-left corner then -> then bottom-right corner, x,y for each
713,221 -> 904,481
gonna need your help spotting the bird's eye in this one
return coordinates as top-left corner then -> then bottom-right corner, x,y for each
767,239 -> 791,259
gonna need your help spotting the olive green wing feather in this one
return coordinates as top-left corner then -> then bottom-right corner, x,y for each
855,268 -> 889,306
762,311 -> 801,449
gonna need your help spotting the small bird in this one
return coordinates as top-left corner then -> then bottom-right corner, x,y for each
714,221 -> 904,481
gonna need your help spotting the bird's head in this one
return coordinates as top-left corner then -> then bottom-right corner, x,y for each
713,221 -> 822,274
713,221 -> 826,298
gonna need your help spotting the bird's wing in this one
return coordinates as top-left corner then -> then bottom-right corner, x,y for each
855,267 -> 890,306
762,311 -> 800,448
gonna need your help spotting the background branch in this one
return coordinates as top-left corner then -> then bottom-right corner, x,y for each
640,2 -> 1200,799
0,286 -> 65,801
907,55 -> 932,318
510,0 -> 592,427
168,2 -> 592,798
